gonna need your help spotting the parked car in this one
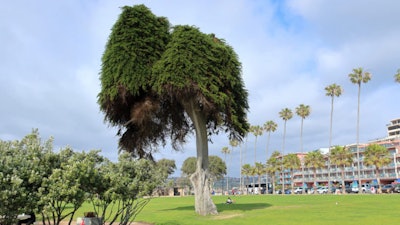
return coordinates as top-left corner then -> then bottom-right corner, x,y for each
393,184 -> 400,193
351,185 -> 359,193
294,187 -> 304,194
361,184 -> 370,193
317,186 -> 328,194
275,189 -> 291,194
381,184 -> 394,193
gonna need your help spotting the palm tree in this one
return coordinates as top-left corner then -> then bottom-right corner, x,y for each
363,144 -> 391,193
349,67 -> 372,190
240,122 -> 250,193
395,69 -> 400,83
254,162 -> 266,194
221,146 -> 231,194
295,104 -> 311,189
263,120 -> 278,194
266,151 -> 282,194
304,150 -> 325,194
229,138 -> 239,193
325,83 -> 343,192
249,125 -> 263,188
283,153 -> 301,194
263,120 -> 278,161
250,125 -> 263,164
330,146 -> 353,194
241,164 -> 252,194
279,108 -> 293,194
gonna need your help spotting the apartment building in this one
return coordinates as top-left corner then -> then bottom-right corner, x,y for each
279,119 -> 400,188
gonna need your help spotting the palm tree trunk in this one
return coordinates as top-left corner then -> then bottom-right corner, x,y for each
281,121 -> 287,194
266,132 -> 271,195
300,119 -> 305,190
341,166 -> 346,194
376,167 -> 381,193
313,168 -> 317,195
356,84 -> 362,190
291,170 -> 294,195
328,97 -> 334,194
240,144 -> 243,194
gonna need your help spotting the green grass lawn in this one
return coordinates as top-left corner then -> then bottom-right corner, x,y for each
77,194 -> 400,225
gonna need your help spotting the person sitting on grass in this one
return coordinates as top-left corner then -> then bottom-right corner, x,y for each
226,197 -> 233,204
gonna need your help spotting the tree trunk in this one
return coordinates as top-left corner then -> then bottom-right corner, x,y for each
184,100 -> 218,216
376,168 -> 381,194
313,169 -> 317,194
341,166 -> 346,194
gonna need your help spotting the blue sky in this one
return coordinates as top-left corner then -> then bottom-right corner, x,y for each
1,0 -> 400,177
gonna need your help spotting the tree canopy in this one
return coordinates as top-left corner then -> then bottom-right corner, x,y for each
98,5 -> 248,159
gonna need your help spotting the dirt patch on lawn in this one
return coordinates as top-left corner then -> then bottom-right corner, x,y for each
213,213 -> 243,220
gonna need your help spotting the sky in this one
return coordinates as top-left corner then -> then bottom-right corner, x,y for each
1,0 -> 400,177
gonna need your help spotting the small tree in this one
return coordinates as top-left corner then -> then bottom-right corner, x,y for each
241,164 -> 252,194
265,151 -> 282,194
330,146 -> 353,194
254,162 -> 265,194
283,154 -> 301,194
364,144 -> 391,193
304,150 -> 325,194
0,130 -> 54,225
155,159 -> 177,195
181,156 -> 226,192
39,149 -> 101,225
107,153 -> 163,225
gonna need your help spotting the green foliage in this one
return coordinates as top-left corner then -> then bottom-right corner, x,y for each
181,156 -> 226,180
330,146 -> 353,167
0,130 -> 166,225
0,129 -> 54,224
364,144 -> 391,169
99,4 -> 170,104
98,4 -> 248,158
283,154 -> 301,170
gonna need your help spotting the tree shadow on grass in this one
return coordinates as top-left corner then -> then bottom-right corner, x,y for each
216,202 -> 271,212
161,202 -> 271,213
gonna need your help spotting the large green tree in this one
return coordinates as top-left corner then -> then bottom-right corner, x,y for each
325,83 -> 343,192
279,108 -> 293,194
98,5 -> 248,215
330,146 -> 353,194
363,144 -> 391,193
